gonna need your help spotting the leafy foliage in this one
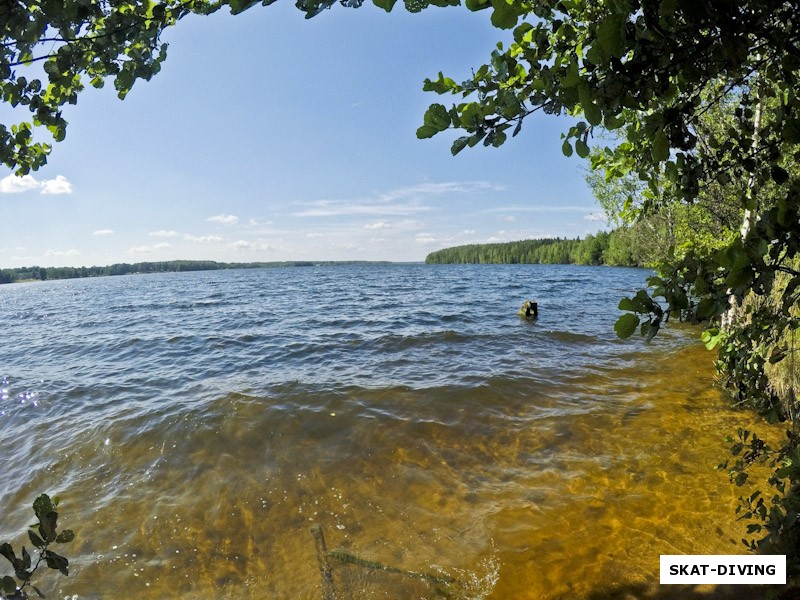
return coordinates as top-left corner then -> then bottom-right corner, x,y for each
720,428 -> 800,576
0,0 -> 211,173
1,494 -> 73,600
0,0 -> 472,174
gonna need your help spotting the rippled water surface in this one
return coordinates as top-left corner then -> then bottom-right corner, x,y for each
0,264 -> 777,598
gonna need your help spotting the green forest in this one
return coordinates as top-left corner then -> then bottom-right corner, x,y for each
423,231 -> 648,266
425,235 -> 613,265
0,261 -> 385,285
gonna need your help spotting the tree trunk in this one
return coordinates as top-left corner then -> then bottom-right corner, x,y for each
721,84 -> 764,331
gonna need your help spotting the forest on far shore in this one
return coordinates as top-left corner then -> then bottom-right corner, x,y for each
0,260 -> 388,284
425,233 -> 619,266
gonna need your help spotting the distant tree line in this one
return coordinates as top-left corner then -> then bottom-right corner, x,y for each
0,260 -> 384,284
424,232 -> 646,266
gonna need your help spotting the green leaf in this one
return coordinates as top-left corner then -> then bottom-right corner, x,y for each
618,297 -> 636,312
575,138 -> 590,158
771,165 -> 789,184
491,130 -> 507,147
416,124 -> 439,139
467,131 -> 486,147
701,328 -> 721,350
423,103 -> 451,131
785,118 -> 800,144
28,530 -> 45,549
422,72 -> 458,94
33,495 -> 55,520
562,60 -> 580,88
372,0 -> 397,11
451,136 -> 470,155
583,101 -> 601,126
696,297 -> 717,319
672,287 -> 688,310
652,130 -> 669,162
561,140 -> 573,157
596,15 -> 627,58
614,313 -> 640,338
39,511 -> 58,543
2,576 -> 16,595
44,551 -> 69,576
489,0 -> 518,28
55,530 -> 75,544
734,472 -> 749,486
0,543 -> 17,566
228,0 -> 259,13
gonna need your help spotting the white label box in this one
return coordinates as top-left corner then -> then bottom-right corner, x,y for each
660,555 -> 786,585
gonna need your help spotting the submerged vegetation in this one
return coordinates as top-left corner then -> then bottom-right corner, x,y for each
1,494 -> 73,600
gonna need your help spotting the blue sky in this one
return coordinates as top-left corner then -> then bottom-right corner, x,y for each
0,3 -> 606,267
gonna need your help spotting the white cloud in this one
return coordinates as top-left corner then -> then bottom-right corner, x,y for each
331,243 -> 361,252
128,243 -> 170,254
40,175 -> 73,195
247,218 -> 273,227
149,230 -> 180,238
306,232 -> 323,238
461,229 -> 476,235
293,201 -> 429,218
0,174 -> 73,194
480,204 -> 597,215
93,229 -> 114,236
374,181 -> 502,202
45,249 -> 80,257
292,181 -> 500,218
0,174 -> 40,193
369,237 -> 386,243
229,239 -> 274,251
183,234 -> 225,243
207,214 -> 239,225
500,215 -> 517,222
415,234 -> 438,245
364,221 -> 390,230
584,212 -> 607,222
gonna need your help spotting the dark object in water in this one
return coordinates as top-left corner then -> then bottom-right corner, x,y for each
327,548 -> 455,586
519,300 -> 538,318
310,524 -> 337,599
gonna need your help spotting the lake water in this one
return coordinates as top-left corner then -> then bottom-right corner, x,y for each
0,264 -> 775,599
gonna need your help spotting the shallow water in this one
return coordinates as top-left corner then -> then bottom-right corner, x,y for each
0,264 -> 778,598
